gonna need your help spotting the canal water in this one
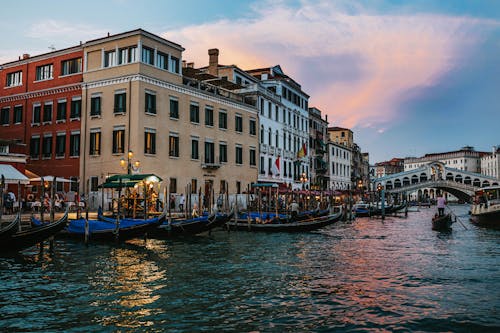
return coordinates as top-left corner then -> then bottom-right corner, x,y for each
1,205 -> 499,332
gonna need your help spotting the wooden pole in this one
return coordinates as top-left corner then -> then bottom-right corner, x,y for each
0,175 -> 4,222
40,176 -> 45,223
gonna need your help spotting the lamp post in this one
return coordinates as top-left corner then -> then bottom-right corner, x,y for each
300,172 -> 308,190
120,150 -> 140,175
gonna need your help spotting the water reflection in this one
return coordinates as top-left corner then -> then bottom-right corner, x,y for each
88,244 -> 166,329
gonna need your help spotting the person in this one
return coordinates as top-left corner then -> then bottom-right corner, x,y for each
437,195 -> 446,216
192,203 -> 199,217
179,194 -> 185,212
290,200 -> 299,219
170,194 -> 175,210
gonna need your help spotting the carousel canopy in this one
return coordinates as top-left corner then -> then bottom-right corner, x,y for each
100,174 -> 162,188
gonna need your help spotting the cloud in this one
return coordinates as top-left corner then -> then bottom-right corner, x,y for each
27,19 -> 107,47
164,0 -> 499,130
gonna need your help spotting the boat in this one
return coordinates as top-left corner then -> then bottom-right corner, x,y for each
0,210 -> 69,253
353,201 -> 371,217
390,202 -> 408,214
39,210 -> 166,242
226,209 -> 343,232
0,214 -> 20,241
470,185 -> 500,227
432,213 -> 453,231
152,211 -> 234,237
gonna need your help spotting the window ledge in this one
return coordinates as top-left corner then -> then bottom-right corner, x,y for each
1,124 -> 9,127
4,84 -> 23,89
90,154 -> 101,158
145,153 -> 156,157
90,115 -> 101,119
33,78 -> 54,83
42,156 -> 52,160
169,155 -> 179,159
114,112 -> 126,116
56,119 -> 66,124
59,72 -> 82,78
169,117 -> 179,121
42,121 -> 52,125
145,112 -> 156,116
31,123 -> 40,127
56,155 -> 65,159
70,117 -> 80,122
69,155 -> 79,159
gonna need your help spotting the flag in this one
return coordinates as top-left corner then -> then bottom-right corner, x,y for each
272,156 -> 280,176
296,143 -> 307,159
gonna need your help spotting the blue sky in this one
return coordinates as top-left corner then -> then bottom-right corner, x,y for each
1,0 -> 499,163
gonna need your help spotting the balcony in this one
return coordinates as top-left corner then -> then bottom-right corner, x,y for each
201,162 -> 221,170
261,144 -> 268,154
269,146 -> 275,155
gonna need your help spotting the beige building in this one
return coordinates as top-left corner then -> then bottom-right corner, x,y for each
328,127 -> 353,148
80,29 -> 258,198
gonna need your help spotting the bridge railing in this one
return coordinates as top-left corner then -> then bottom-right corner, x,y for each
383,179 -> 477,194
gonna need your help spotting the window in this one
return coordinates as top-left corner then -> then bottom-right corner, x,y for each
104,50 -> 116,67
112,128 -> 125,154
145,92 -> 156,114
56,134 -> 65,157
169,134 -> 179,157
190,103 -> 199,123
268,102 -> 272,118
170,97 -> 179,119
32,104 -> 41,124
89,129 -> 101,155
43,103 -> 52,122
219,143 -> 227,163
145,129 -> 156,154
260,126 -> 264,144
169,178 -> 177,193
220,180 -> 227,193
61,58 -> 82,75
13,106 -> 22,124
236,181 -> 241,194
6,71 -> 22,87
219,110 -> 227,129
57,101 -> 66,121
235,146 -> 243,164
118,46 -> 137,64
260,156 -> 265,174
205,107 -> 214,126
156,51 -> 168,70
90,96 -> 101,116
205,142 -> 215,163
249,119 -> 256,135
0,107 -> 8,125
70,132 -> 80,157
142,47 -> 154,65
70,99 -> 81,118
35,64 -> 53,81
235,114 -> 243,132
42,135 -> 52,158
90,177 -> 99,192
191,179 -> 198,193
191,138 -> 199,159
268,158 -> 272,174
249,148 -> 256,166
30,136 -> 40,158
275,130 -> 279,148
114,92 -> 126,114
170,56 -> 180,74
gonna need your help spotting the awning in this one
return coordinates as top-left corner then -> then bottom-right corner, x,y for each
100,174 -> 162,188
30,176 -> 72,183
251,183 -> 279,188
0,164 -> 30,184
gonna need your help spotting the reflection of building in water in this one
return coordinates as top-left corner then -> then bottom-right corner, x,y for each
89,246 -> 166,329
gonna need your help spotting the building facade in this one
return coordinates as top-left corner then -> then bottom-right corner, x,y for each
80,29 -> 258,198
328,141 -> 351,190
404,146 -> 486,173
375,158 -> 404,178
308,107 -> 328,190
327,127 -> 353,148
0,47 -> 83,191
481,146 -> 500,179
247,66 -> 310,190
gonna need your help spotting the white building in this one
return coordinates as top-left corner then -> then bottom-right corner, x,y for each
328,141 -> 351,190
481,146 -> 500,179
247,66 -> 310,190
404,146 -> 485,173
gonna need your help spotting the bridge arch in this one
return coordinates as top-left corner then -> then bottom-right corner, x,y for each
482,180 -> 490,187
473,179 -> 481,187
455,174 -> 463,183
464,176 -> 471,185
394,179 -> 402,188
411,175 -> 419,184
403,177 -> 410,186
420,173 -> 427,182
446,172 -> 453,181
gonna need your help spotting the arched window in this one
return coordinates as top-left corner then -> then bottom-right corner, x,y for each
275,130 -> 279,148
446,172 -> 453,181
394,179 -> 402,188
473,179 -> 481,187
464,176 -> 471,185
403,177 -> 410,186
386,181 -> 393,190
411,175 -> 419,184
482,180 -> 490,187
420,173 -> 428,182
260,126 -> 264,144
455,175 -> 463,183
268,127 -> 272,145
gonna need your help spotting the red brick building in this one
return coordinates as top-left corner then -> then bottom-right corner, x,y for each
0,46 -> 83,190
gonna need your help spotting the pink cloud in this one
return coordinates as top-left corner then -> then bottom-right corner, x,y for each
164,1 -> 497,131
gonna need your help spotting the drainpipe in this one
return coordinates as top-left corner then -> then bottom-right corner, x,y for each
81,83 -> 88,194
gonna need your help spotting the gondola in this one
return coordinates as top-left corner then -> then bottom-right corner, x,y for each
0,210 -> 69,253
432,213 -> 453,231
390,202 -> 408,214
39,210 -> 166,242
152,210 -> 234,237
226,209 -> 343,232
237,208 -> 330,223
0,214 -> 20,241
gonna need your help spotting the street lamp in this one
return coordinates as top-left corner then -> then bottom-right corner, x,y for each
300,172 -> 308,190
120,150 -> 140,175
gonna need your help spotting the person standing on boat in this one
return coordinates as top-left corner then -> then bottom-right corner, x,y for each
179,194 -> 185,212
290,200 -> 299,219
437,195 -> 446,216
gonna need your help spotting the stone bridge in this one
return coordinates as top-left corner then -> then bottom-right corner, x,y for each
372,161 -> 499,201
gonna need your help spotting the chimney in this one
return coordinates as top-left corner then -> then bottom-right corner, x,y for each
22,54 -> 30,60
187,62 -> 194,68
182,60 -> 187,68
208,48 -> 219,76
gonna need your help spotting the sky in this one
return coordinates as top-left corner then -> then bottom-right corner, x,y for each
1,0 -> 499,163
